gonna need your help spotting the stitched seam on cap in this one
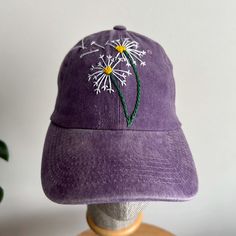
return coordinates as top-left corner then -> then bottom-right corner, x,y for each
50,121 -> 182,133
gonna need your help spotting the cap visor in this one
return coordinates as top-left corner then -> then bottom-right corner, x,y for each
41,123 -> 198,204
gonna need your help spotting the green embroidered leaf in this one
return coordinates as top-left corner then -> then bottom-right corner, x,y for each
0,140 -> 9,161
0,186 -> 3,202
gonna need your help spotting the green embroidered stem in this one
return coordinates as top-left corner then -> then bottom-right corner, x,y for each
110,74 -> 129,124
110,50 -> 141,127
124,50 -> 141,127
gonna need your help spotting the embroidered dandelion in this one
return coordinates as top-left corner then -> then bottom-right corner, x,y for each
86,37 -> 147,127
106,38 -> 146,66
88,55 -> 132,94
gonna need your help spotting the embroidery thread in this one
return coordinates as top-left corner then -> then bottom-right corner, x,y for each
88,55 -> 131,94
86,38 -> 147,127
110,50 -> 141,127
106,38 -> 146,66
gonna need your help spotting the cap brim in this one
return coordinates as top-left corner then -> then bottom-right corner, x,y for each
41,123 -> 198,204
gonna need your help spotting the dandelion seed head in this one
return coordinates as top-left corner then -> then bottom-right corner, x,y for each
107,38 -> 147,66
88,54 -> 131,94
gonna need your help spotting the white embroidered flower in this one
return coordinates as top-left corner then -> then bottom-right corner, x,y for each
106,38 -> 146,66
88,55 -> 132,94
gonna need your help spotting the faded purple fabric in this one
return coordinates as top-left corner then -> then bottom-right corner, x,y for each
41,26 -> 198,204
42,124 -> 197,204
51,29 -> 179,130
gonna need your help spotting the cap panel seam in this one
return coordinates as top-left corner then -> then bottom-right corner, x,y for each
50,121 -> 182,133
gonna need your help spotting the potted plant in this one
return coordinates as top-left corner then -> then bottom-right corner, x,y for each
0,140 -> 9,202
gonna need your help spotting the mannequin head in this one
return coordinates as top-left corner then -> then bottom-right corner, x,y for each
87,202 -> 149,230
96,202 -> 148,220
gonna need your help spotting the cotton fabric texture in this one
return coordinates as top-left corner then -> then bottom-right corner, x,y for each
41,25 -> 198,204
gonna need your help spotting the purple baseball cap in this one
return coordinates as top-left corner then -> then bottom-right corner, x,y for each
41,25 -> 198,204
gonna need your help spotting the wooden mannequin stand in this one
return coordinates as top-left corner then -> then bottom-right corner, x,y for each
79,212 -> 174,236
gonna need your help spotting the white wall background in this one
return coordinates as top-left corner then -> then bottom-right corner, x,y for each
0,0 -> 235,235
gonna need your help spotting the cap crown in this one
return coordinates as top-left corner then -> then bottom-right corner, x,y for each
51,27 -> 181,130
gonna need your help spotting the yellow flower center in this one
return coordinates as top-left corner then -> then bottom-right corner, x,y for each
103,66 -> 113,75
115,45 -> 126,53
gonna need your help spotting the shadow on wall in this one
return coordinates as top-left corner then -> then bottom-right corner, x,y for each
0,208 -> 87,236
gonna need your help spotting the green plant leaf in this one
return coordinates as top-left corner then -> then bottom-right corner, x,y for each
0,140 -> 9,161
0,186 -> 3,202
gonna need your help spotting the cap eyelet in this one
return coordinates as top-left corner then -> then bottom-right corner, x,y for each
113,25 -> 126,31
